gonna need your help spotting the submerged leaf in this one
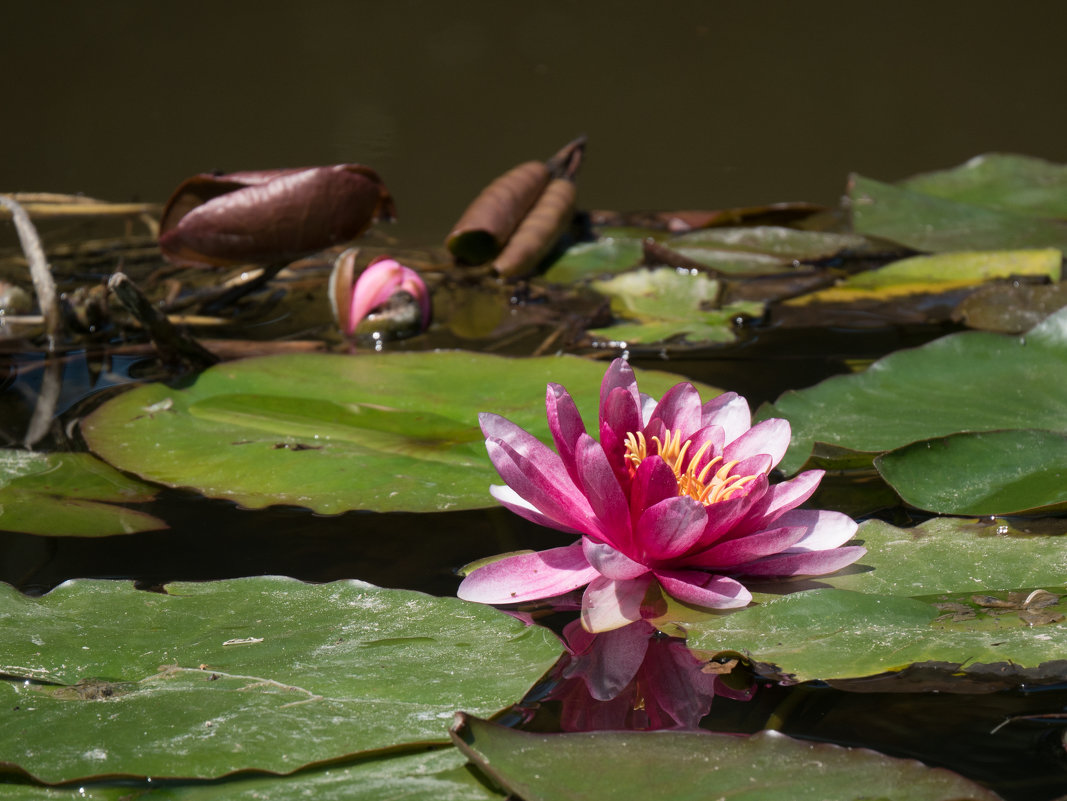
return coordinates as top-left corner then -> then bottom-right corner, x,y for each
953,280 -> 1067,333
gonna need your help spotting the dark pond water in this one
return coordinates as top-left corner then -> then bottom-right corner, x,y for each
5,2 -> 1067,246
4,4 -> 1067,799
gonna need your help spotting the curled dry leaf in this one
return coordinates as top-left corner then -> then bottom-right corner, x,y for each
446,137 -> 585,267
493,177 -> 577,278
158,165 -> 396,267
446,161 -> 550,265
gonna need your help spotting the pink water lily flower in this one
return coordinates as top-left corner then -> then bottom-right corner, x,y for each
346,257 -> 430,335
458,359 -> 864,633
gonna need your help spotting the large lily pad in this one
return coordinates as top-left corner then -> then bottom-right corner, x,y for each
81,352 -> 719,514
763,306 -> 1067,476
451,714 -> 1001,801
589,268 -> 763,345
0,748 -> 503,800
875,429 -> 1067,515
0,450 -> 165,537
849,174 -> 1067,253
685,517 -> 1067,682
0,577 -> 560,782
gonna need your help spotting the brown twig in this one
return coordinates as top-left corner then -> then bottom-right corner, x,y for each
0,194 -> 64,349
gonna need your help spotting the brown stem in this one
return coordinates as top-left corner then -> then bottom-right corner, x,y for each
108,272 -> 219,371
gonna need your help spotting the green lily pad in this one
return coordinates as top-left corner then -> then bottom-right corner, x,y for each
589,267 -> 763,345
0,577 -> 560,783
875,429 -> 1067,515
685,517 -> 1067,682
762,306 -> 1067,476
0,748 -> 502,800
451,714 -> 1001,801
785,249 -> 1061,305
823,516 -> 1067,599
81,351 -> 720,514
0,450 -> 166,537
849,173 -> 1067,253
687,587 -> 1066,683
899,153 -> 1067,219
541,237 -> 644,283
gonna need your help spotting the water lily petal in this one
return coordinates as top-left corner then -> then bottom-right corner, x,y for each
775,508 -> 860,552
489,484 -> 581,534
647,382 -> 702,438
458,542 -> 598,604
347,258 -> 428,334
600,358 -> 640,413
684,424 -> 726,476
638,393 -> 658,427
575,433 -> 632,550
636,495 -> 708,562
699,473 -> 770,544
700,392 -> 750,444
581,575 -> 652,633
678,525 -> 807,569
730,545 -> 867,577
482,421 -> 601,536
546,381 -> 587,486
744,470 -> 825,529
599,386 -> 642,487
654,570 -> 752,609
723,417 -> 791,468
629,455 -> 682,521
583,539 -> 648,580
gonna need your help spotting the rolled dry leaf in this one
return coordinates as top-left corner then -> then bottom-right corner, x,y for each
544,135 -> 586,180
158,165 -> 396,267
445,161 -> 550,265
492,178 -> 577,278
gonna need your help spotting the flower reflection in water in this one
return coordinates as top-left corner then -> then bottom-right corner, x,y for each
537,620 -> 754,732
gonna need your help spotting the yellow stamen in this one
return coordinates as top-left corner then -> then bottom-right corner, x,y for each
622,427 -> 759,507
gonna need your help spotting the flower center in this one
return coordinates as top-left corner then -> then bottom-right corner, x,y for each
623,429 -> 758,505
